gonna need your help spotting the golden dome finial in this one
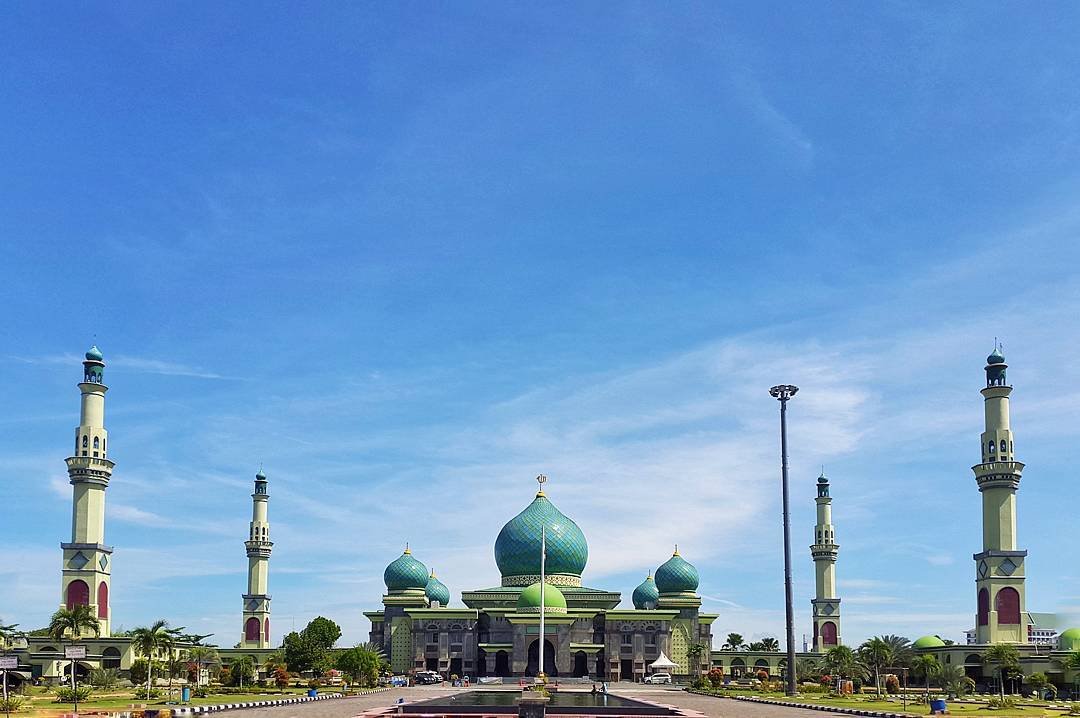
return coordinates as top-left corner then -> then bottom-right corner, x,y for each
536,473 -> 548,497
404,542 -> 411,555
673,544 -> 680,556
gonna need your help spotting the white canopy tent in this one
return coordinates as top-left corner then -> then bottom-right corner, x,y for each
649,652 -> 678,672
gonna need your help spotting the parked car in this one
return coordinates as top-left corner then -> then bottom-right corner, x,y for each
415,671 -> 443,685
644,673 -> 672,684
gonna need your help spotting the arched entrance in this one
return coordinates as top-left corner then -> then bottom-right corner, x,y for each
573,651 -> 588,678
594,651 -> 606,680
526,640 -> 557,677
495,650 -> 510,677
62,662 -> 92,680
731,657 -> 746,678
476,648 -> 487,677
102,647 -> 121,669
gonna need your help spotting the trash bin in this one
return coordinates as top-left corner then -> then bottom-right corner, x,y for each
181,687 -> 191,702
931,699 -> 947,714
307,689 -> 318,698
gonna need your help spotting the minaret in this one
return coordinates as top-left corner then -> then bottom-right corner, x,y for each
241,469 -> 273,649
61,345 -> 115,636
973,345 -> 1029,644
810,472 -> 841,652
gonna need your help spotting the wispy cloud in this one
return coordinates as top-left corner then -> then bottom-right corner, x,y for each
6,353 -> 231,380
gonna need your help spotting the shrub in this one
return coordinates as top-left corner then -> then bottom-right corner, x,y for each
133,689 -> 162,700
799,683 -> 828,694
54,686 -> 93,703
707,668 -> 724,688
0,697 -> 23,712
987,696 -> 1017,709
690,677 -> 709,690
820,674 -> 833,686
90,668 -> 120,689
1067,704 -> 1080,717
885,674 -> 900,694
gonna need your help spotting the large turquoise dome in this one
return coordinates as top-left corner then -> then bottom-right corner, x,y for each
383,548 -> 428,591
632,573 -> 659,609
655,548 -> 699,594
425,570 -> 451,606
494,491 -> 588,587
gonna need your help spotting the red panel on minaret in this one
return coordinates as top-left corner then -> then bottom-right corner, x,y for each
97,582 -> 108,618
66,580 -> 89,609
995,587 -> 1020,625
264,618 -> 270,642
245,617 -> 260,641
821,621 -> 837,646
977,588 -> 990,626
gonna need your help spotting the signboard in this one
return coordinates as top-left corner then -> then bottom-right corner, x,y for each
0,657 -> 17,669
64,646 -> 87,659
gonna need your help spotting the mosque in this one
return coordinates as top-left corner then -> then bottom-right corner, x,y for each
4,345 -> 1080,689
363,477 -> 716,680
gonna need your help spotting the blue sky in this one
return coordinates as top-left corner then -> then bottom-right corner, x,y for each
4,3 -> 1080,649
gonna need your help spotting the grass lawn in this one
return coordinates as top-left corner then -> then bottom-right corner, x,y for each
16,687 -> 317,718
695,690 -> 1077,718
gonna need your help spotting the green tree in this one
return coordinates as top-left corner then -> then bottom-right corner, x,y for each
228,656 -> 255,688
48,605 -> 101,642
748,641 -> 765,651
984,643 -> 1020,698
1066,652 -> 1080,696
186,646 -> 221,684
760,637 -> 780,652
938,663 -> 971,698
687,643 -> 709,675
0,620 -> 22,649
130,620 -> 182,700
911,654 -> 941,703
879,635 -> 914,668
1028,672 -> 1048,699
89,668 -> 120,689
858,637 -> 894,696
302,617 -> 341,650
723,633 -> 746,650
795,657 -> 819,682
336,643 -> 385,688
824,645 -> 868,683
284,617 -> 343,674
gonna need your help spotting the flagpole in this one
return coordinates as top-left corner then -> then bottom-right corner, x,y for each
539,524 -> 546,681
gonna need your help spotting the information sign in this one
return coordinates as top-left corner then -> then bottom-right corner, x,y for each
64,645 -> 87,659
0,657 -> 16,669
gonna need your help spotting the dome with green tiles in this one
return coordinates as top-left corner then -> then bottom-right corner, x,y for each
987,346 -> 1005,365
85,345 -> 104,361
516,581 -> 567,614
1060,628 -> 1080,651
655,547 -> 699,595
383,547 -> 428,591
632,573 -> 659,609
494,489 -> 588,587
425,570 -> 451,606
913,635 -> 946,649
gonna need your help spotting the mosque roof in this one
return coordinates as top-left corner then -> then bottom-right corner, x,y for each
426,570 -> 451,606
1060,628 -> 1080,650
632,573 -> 659,609
384,547 -> 428,591
85,345 -> 103,361
516,581 -> 567,613
655,547 -> 699,594
494,489 -> 588,584
913,635 -> 946,649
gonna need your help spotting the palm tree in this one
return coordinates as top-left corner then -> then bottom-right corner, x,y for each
1064,651 -> 1080,697
724,633 -> 746,651
130,620 -> 182,700
761,637 -> 780,652
879,635 -> 914,668
911,654 -> 941,703
186,646 -> 221,685
983,643 -> 1020,698
229,655 -> 255,689
795,657 -> 819,683
938,663 -> 970,698
0,620 -> 22,649
824,646 -> 867,691
687,643 -> 709,676
748,641 -> 765,651
48,605 -> 101,642
858,637 -> 894,696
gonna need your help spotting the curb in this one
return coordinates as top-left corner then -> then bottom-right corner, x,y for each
685,691 -> 915,718
186,688 -> 392,714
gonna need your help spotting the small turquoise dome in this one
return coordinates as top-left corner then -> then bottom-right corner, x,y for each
85,345 -> 103,361
255,469 -> 267,480
987,346 -> 1005,365
913,635 -> 946,649
818,472 -> 829,484
655,547 -> 699,594
425,570 -> 450,606
494,490 -> 588,586
383,547 -> 428,591
1060,628 -> 1080,651
632,573 -> 660,609
517,582 -> 567,614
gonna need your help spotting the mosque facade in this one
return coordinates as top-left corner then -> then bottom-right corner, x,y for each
364,481 -> 717,680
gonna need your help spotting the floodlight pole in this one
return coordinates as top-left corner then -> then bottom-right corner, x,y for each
770,384 -> 799,697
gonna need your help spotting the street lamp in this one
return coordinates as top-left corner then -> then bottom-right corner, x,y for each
769,384 -> 799,697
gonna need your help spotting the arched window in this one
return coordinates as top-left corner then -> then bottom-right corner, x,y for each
821,621 -> 838,646
82,436 -> 88,448
996,587 -> 1020,625
1000,439 -> 1007,454
264,618 -> 270,642
93,437 -> 99,449
66,580 -> 90,609
245,617 -> 260,641
97,582 -> 108,619
988,441 -> 995,454
102,647 -> 121,669
977,588 -> 990,626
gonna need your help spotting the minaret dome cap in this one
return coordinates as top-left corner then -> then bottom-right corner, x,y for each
255,470 -> 267,480
817,472 -> 829,484
85,345 -> 104,361
987,346 -> 1005,365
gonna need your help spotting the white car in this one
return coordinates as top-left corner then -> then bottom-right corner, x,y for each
644,673 -> 672,684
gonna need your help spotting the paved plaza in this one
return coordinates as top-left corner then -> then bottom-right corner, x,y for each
223,687 -> 843,718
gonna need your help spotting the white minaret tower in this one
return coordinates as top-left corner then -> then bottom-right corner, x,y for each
61,345 -> 115,636
241,469 -> 273,648
810,471 -> 841,652
973,345 -> 1029,644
